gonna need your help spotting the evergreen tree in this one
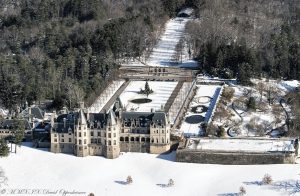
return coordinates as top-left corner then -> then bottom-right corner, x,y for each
12,119 -> 25,153
0,139 -> 9,157
0,65 -> 23,116
144,81 -> 152,97
247,97 -> 256,111
237,63 -> 252,85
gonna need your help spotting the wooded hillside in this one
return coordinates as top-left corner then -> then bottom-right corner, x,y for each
0,0 -> 185,114
185,0 -> 300,84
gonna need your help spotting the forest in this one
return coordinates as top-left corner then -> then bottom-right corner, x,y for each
185,0 -> 300,84
0,0 -> 186,114
0,0 -> 299,115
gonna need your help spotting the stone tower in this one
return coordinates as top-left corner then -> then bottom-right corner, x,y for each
74,109 -> 89,157
149,112 -> 170,154
105,110 -> 120,159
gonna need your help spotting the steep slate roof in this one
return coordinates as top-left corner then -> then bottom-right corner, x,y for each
21,106 -> 44,119
33,122 -> 51,132
53,111 -> 109,133
53,112 -> 78,133
86,113 -> 106,129
0,119 -> 32,130
121,111 -> 166,126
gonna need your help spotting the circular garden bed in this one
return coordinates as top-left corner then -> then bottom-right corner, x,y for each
130,98 -> 152,104
185,115 -> 205,124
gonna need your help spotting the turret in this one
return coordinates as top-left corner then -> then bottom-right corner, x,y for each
105,110 -> 120,159
149,112 -> 170,154
74,109 -> 89,157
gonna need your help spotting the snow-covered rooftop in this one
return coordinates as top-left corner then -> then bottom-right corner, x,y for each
187,138 -> 295,153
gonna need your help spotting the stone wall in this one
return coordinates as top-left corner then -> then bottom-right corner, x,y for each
176,149 -> 296,164
50,143 -> 73,154
120,142 -> 150,153
150,144 -> 170,154
89,144 -> 103,156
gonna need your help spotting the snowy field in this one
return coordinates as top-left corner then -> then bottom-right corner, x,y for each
123,17 -> 198,68
180,85 -> 222,136
1,144 -> 300,196
119,81 -> 177,112
187,138 -> 295,152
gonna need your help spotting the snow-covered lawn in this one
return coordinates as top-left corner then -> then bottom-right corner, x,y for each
123,17 -> 198,68
119,81 -> 177,112
1,144 -> 300,196
180,85 -> 222,136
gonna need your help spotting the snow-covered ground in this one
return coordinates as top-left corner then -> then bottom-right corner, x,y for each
0,108 -> 8,117
119,81 -> 177,112
123,17 -> 198,68
180,85 -> 222,136
88,80 -> 124,113
278,80 -> 300,92
187,138 -> 295,152
211,79 -> 299,137
1,144 -> 300,196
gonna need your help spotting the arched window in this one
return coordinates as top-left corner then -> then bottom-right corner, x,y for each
79,139 -> 82,145
162,138 -> 164,143
108,140 -> 111,146
151,138 -> 154,143
130,137 -> 134,142
120,137 -> 124,142
156,138 -> 158,143
135,137 -> 139,142
141,137 -> 145,142
125,137 -> 129,142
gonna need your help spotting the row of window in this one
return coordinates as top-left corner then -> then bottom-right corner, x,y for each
151,138 -> 168,144
55,136 -> 169,144
54,138 -> 72,143
122,124 -> 165,128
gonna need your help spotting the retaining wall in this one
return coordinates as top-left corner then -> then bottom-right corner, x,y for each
176,149 -> 296,164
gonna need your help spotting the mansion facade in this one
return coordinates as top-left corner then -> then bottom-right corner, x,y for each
50,104 -> 171,159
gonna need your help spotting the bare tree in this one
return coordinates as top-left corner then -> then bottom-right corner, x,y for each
126,175 -> 133,184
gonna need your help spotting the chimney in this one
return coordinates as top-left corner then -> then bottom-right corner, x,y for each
63,118 -> 66,129
51,111 -> 56,126
86,111 -> 90,122
29,106 -> 32,122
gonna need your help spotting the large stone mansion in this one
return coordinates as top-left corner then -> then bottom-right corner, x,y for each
50,103 -> 171,159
